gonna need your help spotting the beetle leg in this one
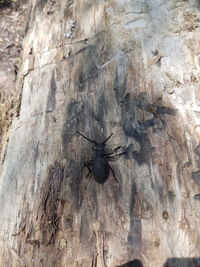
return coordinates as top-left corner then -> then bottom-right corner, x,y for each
105,151 -> 127,161
109,165 -> 118,183
104,146 -> 121,157
85,166 -> 92,178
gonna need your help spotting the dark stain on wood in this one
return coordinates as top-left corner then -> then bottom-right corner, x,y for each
91,93 -> 108,131
96,29 -> 113,66
117,259 -> 144,267
121,92 -> 176,165
192,171 -> 200,186
168,190 -> 176,202
156,106 -> 176,115
62,101 -> 86,152
164,257 -> 200,267
40,162 -> 64,245
191,144 -> 200,188
113,60 -> 127,105
195,144 -> 200,157
33,141 -> 40,167
74,46 -> 98,91
67,101 -> 83,125
120,93 -> 154,165
62,101 -> 91,210
194,144 -> 200,169
77,69 -> 85,91
39,0 -> 48,10
127,184 -> 141,249
24,4 -> 33,34
70,160 -> 82,200
125,130 -> 154,165
129,183 -> 137,214
46,71 -> 57,112
194,194 -> 200,201
135,92 -> 176,116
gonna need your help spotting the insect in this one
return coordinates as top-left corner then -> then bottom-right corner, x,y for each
76,131 -> 126,184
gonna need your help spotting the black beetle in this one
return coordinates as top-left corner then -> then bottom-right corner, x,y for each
76,131 -> 126,184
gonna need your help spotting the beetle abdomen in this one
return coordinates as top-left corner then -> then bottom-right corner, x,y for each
92,159 -> 109,184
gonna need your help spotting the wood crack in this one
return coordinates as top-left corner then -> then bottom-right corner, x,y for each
94,223 -> 106,267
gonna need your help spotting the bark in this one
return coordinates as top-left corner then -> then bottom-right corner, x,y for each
0,1 -> 28,155
1,0 -> 200,266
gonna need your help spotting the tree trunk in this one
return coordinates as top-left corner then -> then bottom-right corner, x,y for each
1,0 -> 200,266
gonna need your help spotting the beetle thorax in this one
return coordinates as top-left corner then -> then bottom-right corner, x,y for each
93,143 -> 106,157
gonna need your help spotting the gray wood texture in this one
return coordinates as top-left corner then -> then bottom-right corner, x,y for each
1,0 -> 200,266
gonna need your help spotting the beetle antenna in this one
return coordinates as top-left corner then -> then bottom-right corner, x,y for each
76,131 -> 97,144
103,133 -> 113,144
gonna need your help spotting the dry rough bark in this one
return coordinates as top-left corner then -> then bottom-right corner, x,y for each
1,0 -> 200,266
0,0 -> 28,156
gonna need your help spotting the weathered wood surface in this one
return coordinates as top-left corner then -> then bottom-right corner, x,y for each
0,1 -> 28,155
1,0 -> 200,266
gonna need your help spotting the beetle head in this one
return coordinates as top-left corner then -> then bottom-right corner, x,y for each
92,142 -> 106,151
92,133 -> 113,152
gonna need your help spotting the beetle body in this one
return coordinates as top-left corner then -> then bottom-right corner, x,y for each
76,131 -> 125,184
91,148 -> 110,184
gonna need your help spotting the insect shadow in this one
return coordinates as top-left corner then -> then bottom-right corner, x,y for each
76,131 -> 126,184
